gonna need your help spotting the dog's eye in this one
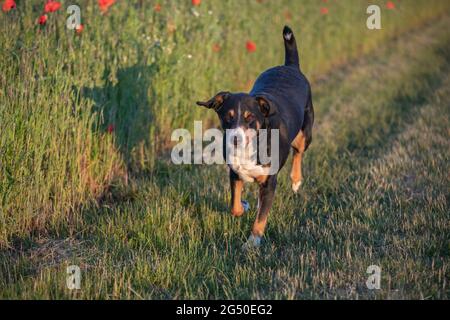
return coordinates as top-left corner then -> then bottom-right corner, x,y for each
244,111 -> 254,122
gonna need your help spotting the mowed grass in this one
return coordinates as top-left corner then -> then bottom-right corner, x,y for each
1,7 -> 449,299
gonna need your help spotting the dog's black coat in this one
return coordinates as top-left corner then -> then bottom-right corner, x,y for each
251,66 -> 309,141
249,26 -> 313,170
250,65 -> 312,166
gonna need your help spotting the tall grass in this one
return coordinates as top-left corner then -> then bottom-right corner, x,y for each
1,0 -> 449,247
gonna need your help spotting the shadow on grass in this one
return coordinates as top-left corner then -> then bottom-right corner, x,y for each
74,46 -> 161,172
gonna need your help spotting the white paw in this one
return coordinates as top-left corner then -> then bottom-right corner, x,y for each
292,180 -> 302,193
242,234 -> 261,250
241,200 -> 250,212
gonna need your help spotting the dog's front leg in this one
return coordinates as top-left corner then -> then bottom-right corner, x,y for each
230,170 -> 245,217
244,175 -> 277,249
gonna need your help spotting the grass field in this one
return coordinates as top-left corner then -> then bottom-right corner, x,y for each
1,1 -> 449,299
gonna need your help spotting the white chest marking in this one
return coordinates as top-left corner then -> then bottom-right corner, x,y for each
227,127 -> 269,182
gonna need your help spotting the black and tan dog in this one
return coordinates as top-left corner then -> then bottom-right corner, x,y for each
197,26 -> 314,248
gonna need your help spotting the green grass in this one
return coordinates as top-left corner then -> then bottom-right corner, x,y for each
1,1 -> 449,299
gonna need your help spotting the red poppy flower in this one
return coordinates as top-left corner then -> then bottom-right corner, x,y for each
44,1 -> 61,13
284,10 -> 292,21
98,0 -> 115,13
320,7 -> 329,15
38,14 -> 48,25
191,0 -> 201,6
107,124 -> 115,134
75,24 -> 84,34
246,41 -> 256,53
386,1 -> 395,10
212,43 -> 221,53
2,0 -> 16,12
154,3 -> 161,12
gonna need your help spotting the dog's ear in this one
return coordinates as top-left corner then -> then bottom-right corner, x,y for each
196,91 -> 230,111
256,96 -> 277,117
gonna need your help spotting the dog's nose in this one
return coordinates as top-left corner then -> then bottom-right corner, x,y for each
233,136 -> 239,147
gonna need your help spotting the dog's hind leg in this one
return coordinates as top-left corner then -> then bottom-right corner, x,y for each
290,93 -> 314,192
290,132 -> 305,192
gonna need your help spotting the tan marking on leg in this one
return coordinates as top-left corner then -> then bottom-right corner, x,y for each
255,175 -> 268,185
252,217 -> 268,237
231,179 -> 244,217
290,130 -> 306,192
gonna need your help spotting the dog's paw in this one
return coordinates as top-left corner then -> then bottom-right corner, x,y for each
292,180 -> 302,193
241,200 -> 250,212
242,234 -> 262,251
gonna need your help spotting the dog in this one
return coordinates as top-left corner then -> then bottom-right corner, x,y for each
196,26 -> 314,248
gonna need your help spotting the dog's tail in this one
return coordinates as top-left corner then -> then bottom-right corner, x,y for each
283,26 -> 300,68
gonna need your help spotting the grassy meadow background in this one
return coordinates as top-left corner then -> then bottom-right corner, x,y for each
1,0 -> 449,299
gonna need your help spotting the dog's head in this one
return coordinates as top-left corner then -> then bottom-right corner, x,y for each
196,92 -> 276,146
